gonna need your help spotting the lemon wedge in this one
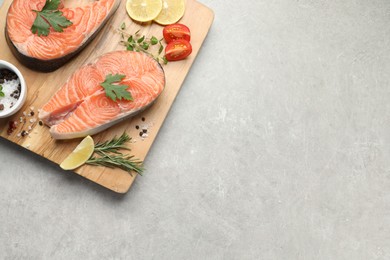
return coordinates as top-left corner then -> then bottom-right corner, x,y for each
154,0 -> 186,25
126,0 -> 163,22
60,136 -> 94,170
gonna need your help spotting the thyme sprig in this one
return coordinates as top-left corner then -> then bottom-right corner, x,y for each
118,25 -> 168,65
86,132 -> 144,176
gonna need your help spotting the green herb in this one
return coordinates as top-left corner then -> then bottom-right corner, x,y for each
118,27 -> 168,65
142,42 -> 149,50
137,36 -> 145,43
86,132 -> 144,175
93,132 -> 131,155
120,22 -> 126,30
31,0 -> 73,36
87,155 -> 144,175
0,85 -> 4,97
150,36 -> 158,45
100,74 -> 133,102
159,44 -> 164,55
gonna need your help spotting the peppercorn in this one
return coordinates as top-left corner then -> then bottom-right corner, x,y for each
7,121 -> 17,135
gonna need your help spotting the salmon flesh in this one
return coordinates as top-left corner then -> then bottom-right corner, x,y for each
39,51 -> 165,140
6,0 -> 120,72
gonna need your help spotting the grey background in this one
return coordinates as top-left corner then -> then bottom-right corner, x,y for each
2,0 -> 390,259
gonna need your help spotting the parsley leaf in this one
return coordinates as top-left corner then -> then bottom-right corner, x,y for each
31,0 -> 73,36
31,13 -> 50,36
42,0 -> 61,11
100,74 -> 133,102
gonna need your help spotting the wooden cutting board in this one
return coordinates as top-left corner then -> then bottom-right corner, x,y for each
0,0 -> 214,193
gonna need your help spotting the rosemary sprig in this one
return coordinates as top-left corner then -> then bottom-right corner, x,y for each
93,132 -> 131,155
87,154 -> 144,176
86,132 -> 144,176
117,25 -> 168,65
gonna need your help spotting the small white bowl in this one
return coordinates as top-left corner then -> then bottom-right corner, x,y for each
0,60 -> 27,118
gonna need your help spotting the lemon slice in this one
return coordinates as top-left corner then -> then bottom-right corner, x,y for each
154,0 -> 185,25
60,136 -> 94,170
126,0 -> 163,22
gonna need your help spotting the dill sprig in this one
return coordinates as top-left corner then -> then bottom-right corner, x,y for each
86,132 -> 144,176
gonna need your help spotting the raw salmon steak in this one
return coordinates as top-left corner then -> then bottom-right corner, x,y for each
39,51 -> 165,139
5,0 -> 120,72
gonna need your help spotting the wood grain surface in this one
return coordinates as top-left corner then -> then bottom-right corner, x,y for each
0,0 -> 214,193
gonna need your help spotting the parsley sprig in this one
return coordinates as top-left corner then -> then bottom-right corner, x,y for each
101,74 -> 133,102
31,0 -> 73,36
0,85 -> 4,97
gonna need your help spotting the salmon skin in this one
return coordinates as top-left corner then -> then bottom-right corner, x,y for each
5,0 -> 120,72
38,51 -> 165,140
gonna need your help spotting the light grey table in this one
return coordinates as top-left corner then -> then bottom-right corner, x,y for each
2,0 -> 390,259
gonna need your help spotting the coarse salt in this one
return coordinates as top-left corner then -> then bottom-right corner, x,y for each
0,79 -> 20,111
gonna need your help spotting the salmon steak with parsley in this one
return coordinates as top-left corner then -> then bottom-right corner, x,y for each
38,51 -> 165,140
5,0 -> 120,72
